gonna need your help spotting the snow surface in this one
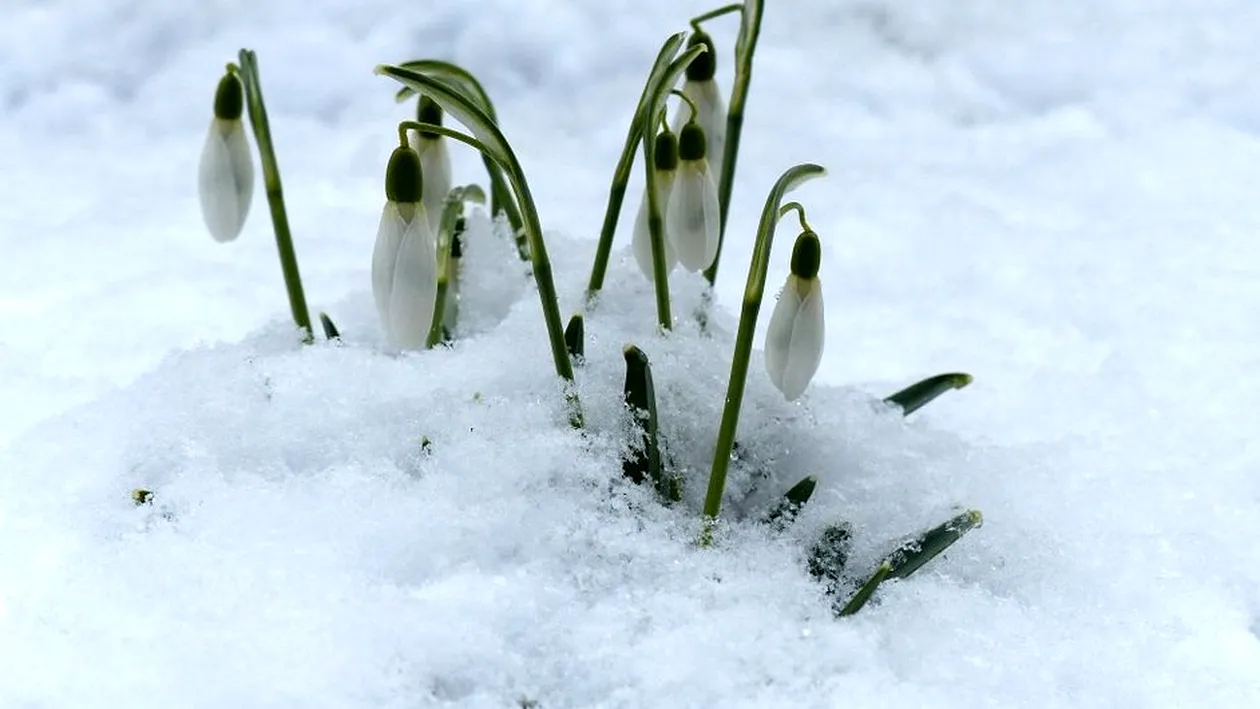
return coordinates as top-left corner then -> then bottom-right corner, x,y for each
3,0 -> 1260,706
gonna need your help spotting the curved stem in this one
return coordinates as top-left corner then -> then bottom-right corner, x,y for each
641,42 -> 709,331
701,163 -> 825,524
237,49 -> 313,344
584,33 -> 688,303
704,0 -> 766,286
377,65 -> 583,426
690,3 -> 744,30
777,200 -> 813,233
669,88 -> 699,123
392,60 -> 523,239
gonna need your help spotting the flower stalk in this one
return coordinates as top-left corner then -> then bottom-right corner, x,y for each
701,163 -> 825,524
391,60 -> 524,250
584,34 -> 707,307
704,0 -> 765,286
377,64 -> 583,426
236,49 -> 314,343
638,42 -> 710,330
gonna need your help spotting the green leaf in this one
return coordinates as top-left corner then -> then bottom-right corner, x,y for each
884,373 -> 973,416
391,59 -> 521,235
837,562 -> 891,617
377,64 -> 579,414
885,509 -> 983,580
318,312 -> 341,340
623,344 -> 670,500
565,314 -> 584,362
761,475 -> 817,529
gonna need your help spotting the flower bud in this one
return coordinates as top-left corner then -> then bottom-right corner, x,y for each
198,70 -> 254,243
764,231 -> 826,401
373,147 -> 438,350
665,122 -> 720,272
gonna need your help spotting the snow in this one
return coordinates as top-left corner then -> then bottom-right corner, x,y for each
3,0 -> 1260,706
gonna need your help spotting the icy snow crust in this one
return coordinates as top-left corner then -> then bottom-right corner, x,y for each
2,0 -> 1260,706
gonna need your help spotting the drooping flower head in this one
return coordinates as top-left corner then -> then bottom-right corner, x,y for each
665,120 -> 720,272
673,29 -> 727,182
372,144 -> 438,351
765,229 -> 825,401
198,69 -> 255,243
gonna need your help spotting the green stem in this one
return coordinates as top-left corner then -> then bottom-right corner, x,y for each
701,163 -> 825,522
237,49 -> 313,343
585,33 -> 689,303
377,67 -> 582,426
642,42 -> 710,331
424,187 -> 468,349
690,3 -> 744,29
777,200 -> 813,232
669,88 -> 699,123
837,562 -> 891,617
704,0 -> 765,286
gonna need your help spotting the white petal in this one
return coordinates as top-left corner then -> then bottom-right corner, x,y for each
665,161 -> 720,272
631,170 -> 678,281
198,118 -> 255,243
410,133 -> 453,232
672,79 -> 728,181
764,275 -> 825,401
387,205 -> 439,350
371,201 -> 410,333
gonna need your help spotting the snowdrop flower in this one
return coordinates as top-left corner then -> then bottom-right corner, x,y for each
372,145 -> 438,350
765,229 -> 825,401
632,129 -> 680,281
672,30 -> 726,181
665,120 -> 720,272
407,95 -> 452,233
198,70 -> 254,243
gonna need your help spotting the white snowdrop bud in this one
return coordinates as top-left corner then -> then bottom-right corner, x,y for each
372,146 -> 438,350
665,121 -> 720,272
764,230 -> 825,401
632,130 -> 680,282
672,30 -> 727,180
407,96 -> 453,233
198,71 -> 254,243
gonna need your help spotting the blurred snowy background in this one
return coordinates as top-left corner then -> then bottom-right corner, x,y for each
2,0 -> 1259,706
